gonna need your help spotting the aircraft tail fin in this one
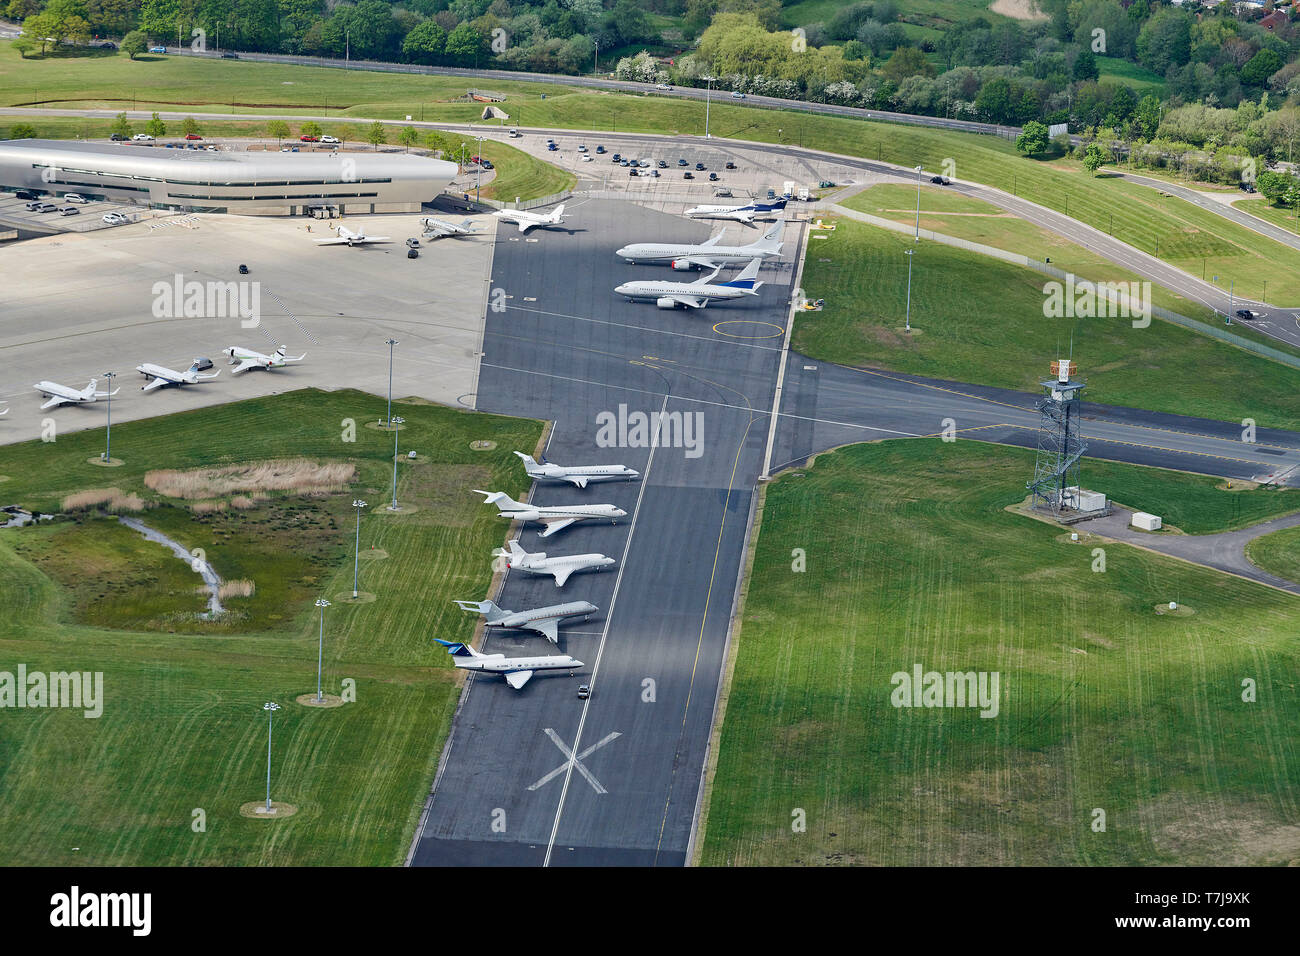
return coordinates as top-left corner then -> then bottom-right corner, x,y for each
455,599 -> 503,621
433,638 -> 480,658
551,204 -> 565,221
720,257 -> 763,289
513,451 -> 539,470
476,489 -> 525,511
752,219 -> 784,252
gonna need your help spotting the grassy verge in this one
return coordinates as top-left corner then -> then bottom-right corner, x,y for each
700,438 -> 1300,865
796,219 -> 1300,429
0,388 -> 542,865
1230,197 -> 1300,238
475,138 -> 575,202
7,42 -> 1300,302
1245,525 -> 1300,584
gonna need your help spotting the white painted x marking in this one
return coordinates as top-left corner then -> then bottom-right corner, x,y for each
527,728 -> 621,795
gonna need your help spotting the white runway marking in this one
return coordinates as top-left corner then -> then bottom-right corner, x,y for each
528,729 -> 622,795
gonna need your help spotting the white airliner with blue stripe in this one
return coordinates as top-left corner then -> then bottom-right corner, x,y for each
614,257 -> 765,309
684,198 -> 787,224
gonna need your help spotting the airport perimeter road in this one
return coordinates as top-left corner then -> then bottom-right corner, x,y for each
410,199 -> 795,866
769,361 -> 1300,488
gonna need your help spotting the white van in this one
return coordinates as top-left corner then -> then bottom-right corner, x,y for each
62,193 -> 88,204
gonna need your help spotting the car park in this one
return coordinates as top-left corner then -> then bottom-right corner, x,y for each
62,194 -> 88,204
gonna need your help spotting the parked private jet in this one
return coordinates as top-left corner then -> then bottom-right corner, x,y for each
433,638 -> 582,689
493,203 -> 567,234
314,224 -> 391,246
615,258 -> 764,308
454,598 -> 598,644
514,452 -> 639,488
222,345 -> 306,374
684,198 -> 787,224
475,490 -> 626,536
33,378 -> 120,410
491,539 -> 615,587
136,359 -> 220,392
615,219 -> 784,270
422,216 -> 479,238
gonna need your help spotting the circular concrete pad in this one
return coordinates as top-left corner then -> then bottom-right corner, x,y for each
1154,603 -> 1196,616
357,548 -> 389,561
296,693 -> 346,708
87,456 -> 125,467
334,590 -> 376,604
471,440 -> 497,451
239,800 -> 299,819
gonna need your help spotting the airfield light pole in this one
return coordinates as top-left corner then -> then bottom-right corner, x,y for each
593,38 -> 598,76
1227,279 -> 1234,325
904,249 -> 915,333
476,135 -> 484,202
384,338 -> 398,425
314,598 -> 330,702
388,416 -> 405,511
914,165 -> 923,241
704,76 -> 714,139
102,371 -> 116,461
352,499 -> 367,597
262,701 -> 280,812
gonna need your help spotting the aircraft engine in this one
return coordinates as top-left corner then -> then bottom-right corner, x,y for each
656,297 -> 680,309
670,259 -> 694,271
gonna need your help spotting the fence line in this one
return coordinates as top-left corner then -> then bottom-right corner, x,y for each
826,204 -> 1300,371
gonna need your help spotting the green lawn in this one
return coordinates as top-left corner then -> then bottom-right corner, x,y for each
1231,197 -> 1300,237
699,439 -> 1300,865
1096,56 -> 1166,96
796,219 -> 1300,429
476,138 -> 575,202
1245,525 -> 1300,585
0,388 -> 542,865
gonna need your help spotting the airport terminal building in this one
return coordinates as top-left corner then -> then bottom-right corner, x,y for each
0,139 -> 458,216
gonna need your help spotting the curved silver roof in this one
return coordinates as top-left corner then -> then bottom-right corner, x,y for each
0,139 -> 457,184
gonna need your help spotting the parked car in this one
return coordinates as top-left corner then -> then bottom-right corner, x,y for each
24,200 -> 43,210
14,190 -> 37,200
238,263 -> 249,274
407,247 -> 419,259
321,135 -> 340,144
102,212 -> 128,225
547,142 -> 558,151
695,162 -> 706,170
577,144 -> 587,152
98,41 -> 116,49
651,169 -> 660,177
35,203 -> 57,213
577,684 -> 591,700
677,158 -> 687,166
708,172 -> 718,181
1236,309 -> 1258,320
59,206 -> 80,215
300,134 -> 319,142
582,155 -> 593,162
192,357 -> 214,371
481,160 -> 494,170
1239,182 -> 1257,193
205,144 -> 218,150
619,159 -> 630,166
713,187 -> 733,197
683,171 -> 694,179
406,237 -> 420,248
132,133 -> 154,141
62,193 -> 88,204
595,145 -> 606,154
657,160 -> 668,168
185,133 -> 202,140
629,169 -> 639,178
818,180 -> 836,188
724,161 -> 737,170
611,152 -> 621,161
110,133 -> 127,141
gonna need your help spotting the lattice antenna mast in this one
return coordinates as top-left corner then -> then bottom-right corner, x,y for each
1028,358 -> 1087,514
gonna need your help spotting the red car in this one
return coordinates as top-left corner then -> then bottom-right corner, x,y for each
185,133 -> 202,140
300,134 -> 319,142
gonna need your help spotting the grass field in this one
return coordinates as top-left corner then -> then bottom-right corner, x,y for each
795,219 -> 1300,429
0,388 -> 542,865
1231,197 -> 1300,237
699,439 -> 1300,865
475,138 -> 575,202
6,42 -> 1300,301
1096,56 -> 1166,96
1245,525 -> 1300,585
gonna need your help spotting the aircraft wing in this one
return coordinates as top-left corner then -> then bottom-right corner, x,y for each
532,619 -> 559,643
313,237 -> 350,245
39,394 -> 70,411
552,566 -> 574,587
563,475 -> 589,489
665,294 -> 709,309
517,221 -> 536,233
679,256 -> 720,270
505,670 -> 533,689
423,220 -> 463,237
537,517 -> 579,537
231,358 -> 262,375
141,375 -> 171,392
358,236 -> 391,243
